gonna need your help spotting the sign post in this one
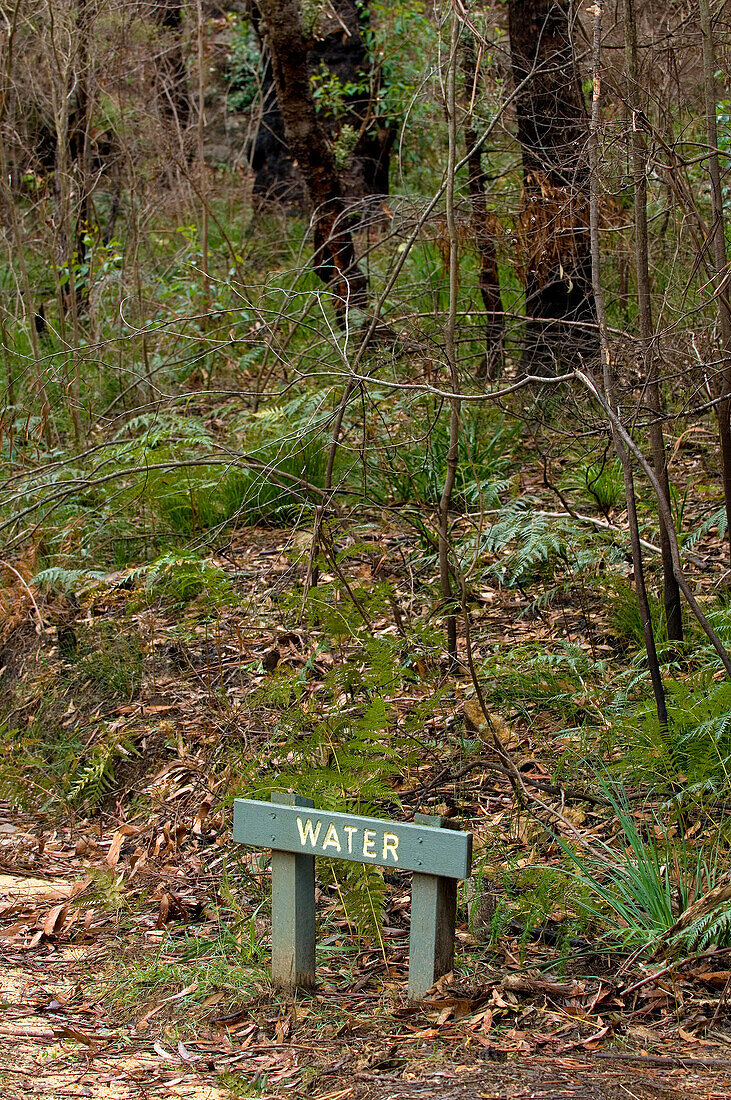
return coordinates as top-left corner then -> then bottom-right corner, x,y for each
270,792 -> 316,992
233,794 -> 472,999
408,812 -> 458,1000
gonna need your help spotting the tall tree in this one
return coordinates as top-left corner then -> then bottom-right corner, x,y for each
624,0 -> 682,642
508,0 -> 597,374
248,0 -> 394,208
461,29 -> 504,380
256,0 -> 367,323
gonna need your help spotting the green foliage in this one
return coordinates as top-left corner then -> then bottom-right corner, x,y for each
477,641 -> 610,726
226,18 -> 262,113
141,550 -> 233,607
476,499 -> 622,591
626,677 -> 731,802
31,566 -> 108,595
310,63 -> 366,119
74,621 -> 144,698
684,503 -> 728,551
608,579 -> 666,650
557,784 -> 731,951
325,860 -> 389,945
65,727 -> 139,807
236,596 -> 444,939
0,708 -> 136,811
476,861 -> 585,950
244,639 -> 419,809
103,926 -> 268,1028
372,402 -> 516,510
561,453 -> 624,517
367,0 -> 438,128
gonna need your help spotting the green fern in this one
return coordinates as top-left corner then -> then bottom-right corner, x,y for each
236,625 -> 441,942
624,678 -> 731,802
141,550 -> 233,607
32,566 -> 108,595
65,732 -> 138,807
326,860 -> 389,944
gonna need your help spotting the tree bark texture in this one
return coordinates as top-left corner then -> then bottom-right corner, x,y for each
248,0 -> 393,209
508,0 -> 597,374
624,0 -> 682,643
257,0 -> 367,320
461,31 -> 504,381
150,0 -> 191,155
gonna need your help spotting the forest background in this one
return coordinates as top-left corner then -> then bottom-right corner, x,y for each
4,0 -> 731,1095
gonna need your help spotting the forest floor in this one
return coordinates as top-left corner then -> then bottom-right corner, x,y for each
3,526 -> 731,1098
2,851 -> 731,1100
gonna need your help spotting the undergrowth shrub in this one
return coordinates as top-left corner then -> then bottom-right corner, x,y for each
558,784 -> 731,951
0,708 -> 137,811
73,621 -> 144,699
560,453 -> 624,518
623,678 -> 731,804
608,579 -> 667,650
370,401 -> 517,509
477,642 -> 610,726
235,587 -> 446,940
76,623 -> 143,696
473,498 -> 624,593
140,550 -> 233,607
65,725 -> 140,808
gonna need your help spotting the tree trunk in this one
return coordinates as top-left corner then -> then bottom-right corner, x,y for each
624,0 -> 683,643
508,0 -> 597,375
461,31 -> 504,381
587,0 -> 666,725
248,0 -> 393,209
257,0 -> 367,323
151,0 -> 191,159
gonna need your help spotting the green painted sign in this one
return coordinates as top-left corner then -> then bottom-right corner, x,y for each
232,793 -> 473,1000
233,799 -> 472,880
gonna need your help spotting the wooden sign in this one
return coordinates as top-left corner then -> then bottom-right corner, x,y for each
233,793 -> 472,1000
233,799 -> 471,878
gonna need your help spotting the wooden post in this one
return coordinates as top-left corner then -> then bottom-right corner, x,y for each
270,792 -> 316,993
408,813 -> 457,1001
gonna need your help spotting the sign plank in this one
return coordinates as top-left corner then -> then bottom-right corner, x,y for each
233,799 -> 472,880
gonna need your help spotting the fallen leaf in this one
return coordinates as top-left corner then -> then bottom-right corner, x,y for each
42,903 -> 68,937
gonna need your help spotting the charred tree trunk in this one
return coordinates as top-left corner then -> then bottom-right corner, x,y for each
150,0 -> 191,159
508,0 -> 597,375
257,0 -> 367,322
248,0 -> 394,209
461,31 -> 504,380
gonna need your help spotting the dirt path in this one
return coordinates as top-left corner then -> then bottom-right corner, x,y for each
0,879 -> 226,1098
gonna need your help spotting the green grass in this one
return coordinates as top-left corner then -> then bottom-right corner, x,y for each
103,924 -> 270,1031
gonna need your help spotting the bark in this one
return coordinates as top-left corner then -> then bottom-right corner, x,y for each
248,0 -> 394,209
624,0 -> 682,642
587,1 -> 666,724
508,0 -> 597,374
257,0 -> 367,322
698,0 -> 731,568
461,31 -> 504,381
